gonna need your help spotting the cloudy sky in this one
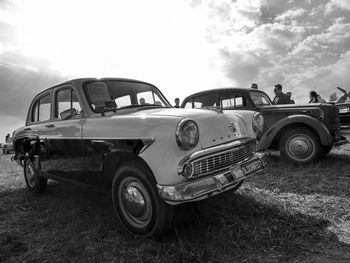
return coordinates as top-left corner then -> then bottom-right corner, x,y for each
1,0 -> 350,142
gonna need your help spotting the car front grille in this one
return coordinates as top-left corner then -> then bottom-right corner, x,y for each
191,140 -> 255,179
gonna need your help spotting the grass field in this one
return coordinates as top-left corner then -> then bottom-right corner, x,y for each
1,137 -> 350,262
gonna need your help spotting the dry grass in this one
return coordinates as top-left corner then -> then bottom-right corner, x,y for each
1,138 -> 350,262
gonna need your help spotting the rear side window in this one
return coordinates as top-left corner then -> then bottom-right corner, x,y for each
55,87 -> 81,119
32,93 -> 51,123
220,94 -> 247,109
183,101 -> 193,108
192,94 -> 218,108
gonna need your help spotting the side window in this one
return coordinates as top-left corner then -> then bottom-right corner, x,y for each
55,88 -> 81,120
115,95 -> 131,108
220,94 -> 246,108
192,94 -> 217,108
31,93 -> 51,123
137,91 -> 153,104
184,100 -> 193,108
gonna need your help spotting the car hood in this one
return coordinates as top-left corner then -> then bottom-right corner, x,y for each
113,107 -> 223,119
90,107 -> 251,149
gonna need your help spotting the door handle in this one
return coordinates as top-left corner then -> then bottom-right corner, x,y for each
24,127 -> 32,131
45,124 -> 55,128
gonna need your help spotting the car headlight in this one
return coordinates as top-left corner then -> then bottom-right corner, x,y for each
176,119 -> 199,151
252,112 -> 264,135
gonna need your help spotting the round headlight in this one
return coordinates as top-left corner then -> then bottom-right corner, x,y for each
252,112 -> 264,135
176,119 -> 199,151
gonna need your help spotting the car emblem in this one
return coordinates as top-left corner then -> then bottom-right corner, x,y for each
228,122 -> 236,132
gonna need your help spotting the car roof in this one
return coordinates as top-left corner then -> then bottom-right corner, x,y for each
183,87 -> 266,100
33,77 -> 157,98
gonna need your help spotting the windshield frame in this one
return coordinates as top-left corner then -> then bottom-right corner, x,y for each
83,79 -> 172,114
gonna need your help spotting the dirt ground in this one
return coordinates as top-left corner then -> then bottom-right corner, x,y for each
0,135 -> 350,262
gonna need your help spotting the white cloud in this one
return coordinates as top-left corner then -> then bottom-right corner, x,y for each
331,0 -> 350,10
1,0 -> 350,110
188,0 -> 350,103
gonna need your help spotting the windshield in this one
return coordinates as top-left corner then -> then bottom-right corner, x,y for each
250,91 -> 272,106
84,80 -> 171,113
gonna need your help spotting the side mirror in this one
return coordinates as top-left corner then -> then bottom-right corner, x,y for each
60,108 -> 78,120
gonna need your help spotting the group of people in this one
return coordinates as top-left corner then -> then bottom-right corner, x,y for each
252,83 -> 326,105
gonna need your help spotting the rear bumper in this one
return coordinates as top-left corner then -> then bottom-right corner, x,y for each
157,152 -> 266,204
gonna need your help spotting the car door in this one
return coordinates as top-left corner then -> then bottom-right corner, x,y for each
44,85 -> 89,183
22,91 -> 52,173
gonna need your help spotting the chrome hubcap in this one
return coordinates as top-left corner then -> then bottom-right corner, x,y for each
118,177 -> 152,228
25,161 -> 36,188
288,135 -> 315,160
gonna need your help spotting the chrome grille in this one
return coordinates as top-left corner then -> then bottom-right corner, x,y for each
191,141 -> 254,178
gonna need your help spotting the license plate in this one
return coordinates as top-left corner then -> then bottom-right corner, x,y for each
230,159 -> 263,180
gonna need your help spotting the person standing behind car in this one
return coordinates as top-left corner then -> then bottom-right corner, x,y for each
286,92 -> 295,104
174,98 -> 180,108
251,83 -> 258,89
272,84 -> 291,104
309,91 -> 326,103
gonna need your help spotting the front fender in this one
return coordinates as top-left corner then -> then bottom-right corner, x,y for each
259,115 -> 332,150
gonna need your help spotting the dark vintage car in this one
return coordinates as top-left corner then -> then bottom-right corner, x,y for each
12,78 -> 266,236
181,88 -> 348,164
2,138 -> 14,154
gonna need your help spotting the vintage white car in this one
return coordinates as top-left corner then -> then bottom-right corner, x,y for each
13,78 -> 266,236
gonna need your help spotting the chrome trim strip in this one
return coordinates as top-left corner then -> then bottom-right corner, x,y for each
37,136 -> 155,140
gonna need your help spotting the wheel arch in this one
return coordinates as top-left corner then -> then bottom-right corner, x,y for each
13,135 -> 43,164
102,142 -> 156,189
259,115 -> 332,150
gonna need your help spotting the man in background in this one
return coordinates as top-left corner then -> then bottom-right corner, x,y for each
286,92 -> 295,104
174,98 -> 180,108
273,84 -> 291,105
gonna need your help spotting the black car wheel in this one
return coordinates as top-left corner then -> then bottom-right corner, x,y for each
111,160 -> 175,237
24,158 -> 47,193
279,127 -> 321,164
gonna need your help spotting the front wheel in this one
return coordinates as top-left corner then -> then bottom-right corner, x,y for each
279,127 -> 321,164
24,158 -> 47,193
111,160 -> 175,237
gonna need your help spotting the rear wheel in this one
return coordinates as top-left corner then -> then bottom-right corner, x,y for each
279,127 -> 321,164
24,158 -> 47,193
111,160 -> 176,237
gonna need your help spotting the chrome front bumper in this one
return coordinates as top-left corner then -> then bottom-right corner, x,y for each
157,152 -> 266,204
